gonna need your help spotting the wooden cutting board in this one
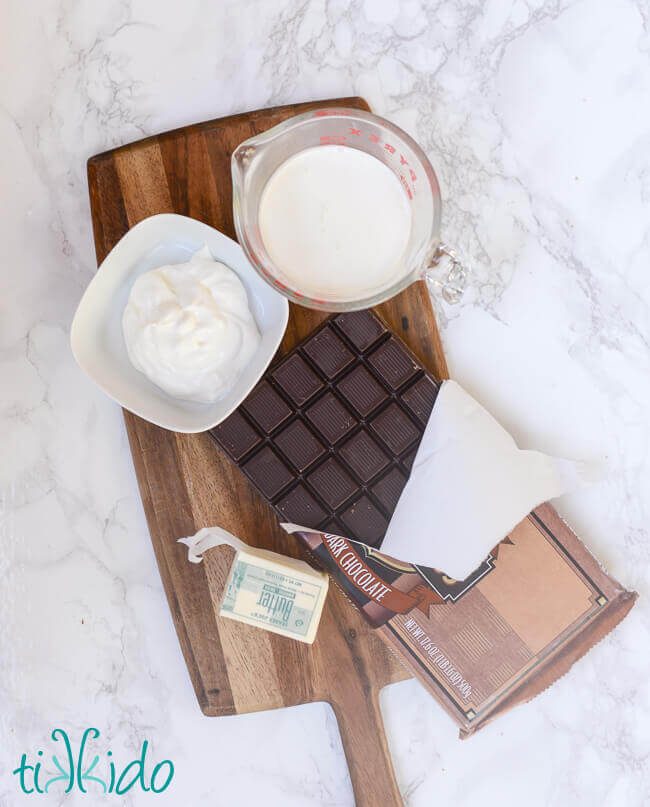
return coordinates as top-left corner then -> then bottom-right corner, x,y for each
87,97 -> 449,807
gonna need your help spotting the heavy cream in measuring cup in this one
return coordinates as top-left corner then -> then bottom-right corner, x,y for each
122,246 -> 260,403
259,146 -> 412,299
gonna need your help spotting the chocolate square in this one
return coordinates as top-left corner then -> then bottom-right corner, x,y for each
302,326 -> 354,379
371,468 -> 408,512
370,403 -> 420,455
340,495 -> 388,545
276,485 -> 327,525
334,310 -> 386,351
336,366 -> 387,417
272,354 -> 323,406
212,411 -> 262,461
275,420 -> 326,472
401,375 -> 438,425
320,518 -> 344,536
308,458 -> 358,509
368,338 -> 419,390
339,431 -> 390,483
402,446 -> 418,471
305,393 -> 357,444
241,446 -> 294,499
242,381 -> 292,434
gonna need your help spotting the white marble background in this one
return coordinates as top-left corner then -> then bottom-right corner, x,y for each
1,0 -> 649,804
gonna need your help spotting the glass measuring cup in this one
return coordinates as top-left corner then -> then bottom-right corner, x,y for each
231,108 -> 467,312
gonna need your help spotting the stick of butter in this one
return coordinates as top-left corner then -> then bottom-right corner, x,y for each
178,526 -> 328,644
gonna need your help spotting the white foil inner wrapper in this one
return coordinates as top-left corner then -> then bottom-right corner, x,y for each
178,525 -> 322,578
380,380 -> 600,581
179,525 -> 251,562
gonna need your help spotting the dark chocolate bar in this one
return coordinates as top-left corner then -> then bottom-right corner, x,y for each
211,310 -> 439,545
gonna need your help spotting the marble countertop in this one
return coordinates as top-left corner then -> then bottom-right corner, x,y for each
1,0 -> 648,804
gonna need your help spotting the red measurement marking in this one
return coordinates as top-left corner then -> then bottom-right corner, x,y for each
409,168 -> 417,182
314,110 -> 353,117
349,128 -> 361,136
368,134 -> 379,143
384,143 -> 396,154
320,135 -> 347,144
399,175 -> 413,200
251,257 -> 270,277
399,154 -> 408,166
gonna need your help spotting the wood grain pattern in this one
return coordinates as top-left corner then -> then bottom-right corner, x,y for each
87,98 -> 449,807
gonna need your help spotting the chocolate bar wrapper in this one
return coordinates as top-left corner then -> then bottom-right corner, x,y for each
287,502 -> 637,738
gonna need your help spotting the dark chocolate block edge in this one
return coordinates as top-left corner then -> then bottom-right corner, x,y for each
210,309 -> 440,547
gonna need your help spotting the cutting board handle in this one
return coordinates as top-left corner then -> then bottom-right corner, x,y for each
331,690 -> 404,807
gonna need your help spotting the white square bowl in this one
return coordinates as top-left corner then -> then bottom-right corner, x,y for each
71,214 -> 289,433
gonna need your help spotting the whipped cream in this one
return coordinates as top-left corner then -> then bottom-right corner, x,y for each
122,246 -> 260,403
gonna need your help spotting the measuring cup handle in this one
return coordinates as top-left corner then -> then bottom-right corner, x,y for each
422,243 -> 468,304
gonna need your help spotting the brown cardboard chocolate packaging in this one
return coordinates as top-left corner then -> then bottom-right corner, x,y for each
290,502 -> 637,737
